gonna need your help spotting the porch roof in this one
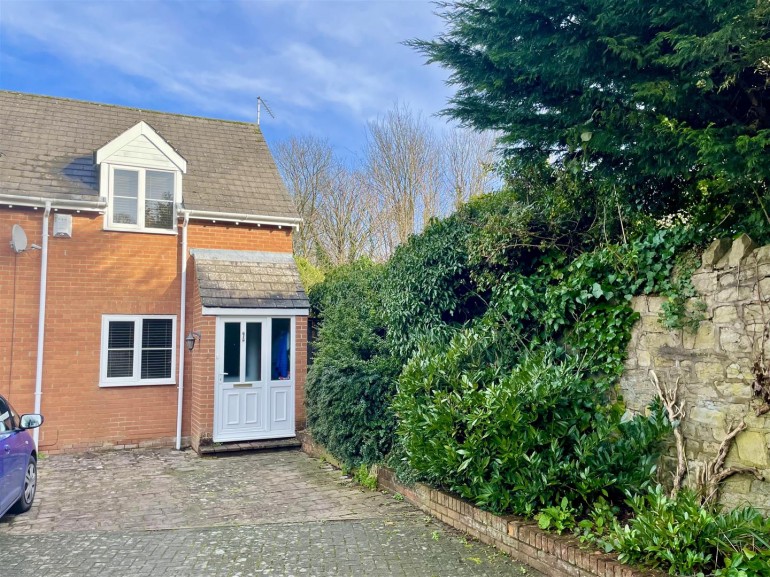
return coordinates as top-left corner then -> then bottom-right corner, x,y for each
191,249 -> 309,309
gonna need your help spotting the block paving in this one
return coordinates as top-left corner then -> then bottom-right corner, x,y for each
0,448 -> 544,576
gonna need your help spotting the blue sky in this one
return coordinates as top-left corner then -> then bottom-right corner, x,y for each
0,0 -> 453,159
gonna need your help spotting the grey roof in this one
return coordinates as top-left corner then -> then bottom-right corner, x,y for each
191,249 -> 309,309
0,91 -> 298,219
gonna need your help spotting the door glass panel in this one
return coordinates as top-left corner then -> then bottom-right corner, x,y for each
271,318 -> 291,380
223,322 -> 241,382
245,322 -> 262,382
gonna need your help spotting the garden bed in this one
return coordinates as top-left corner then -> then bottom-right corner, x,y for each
375,466 -> 664,577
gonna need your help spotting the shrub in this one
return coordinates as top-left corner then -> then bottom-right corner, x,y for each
305,260 -> 400,467
393,338 -> 670,516
382,175 -> 601,364
604,486 -> 770,576
295,256 -> 325,291
382,213 -> 480,363
353,464 -> 378,490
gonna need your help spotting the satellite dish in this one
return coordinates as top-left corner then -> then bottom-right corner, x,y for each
10,224 -> 28,253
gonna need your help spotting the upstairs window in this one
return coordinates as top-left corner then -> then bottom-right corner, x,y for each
109,167 -> 176,232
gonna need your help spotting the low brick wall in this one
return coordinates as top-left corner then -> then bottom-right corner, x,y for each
297,430 -> 343,469
376,467 -> 662,577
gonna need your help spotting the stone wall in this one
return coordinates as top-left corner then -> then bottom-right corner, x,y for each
620,235 -> 770,512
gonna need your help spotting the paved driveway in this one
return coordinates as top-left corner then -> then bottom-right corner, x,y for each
0,449 -> 543,577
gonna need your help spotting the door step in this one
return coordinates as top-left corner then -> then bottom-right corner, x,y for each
199,437 -> 301,456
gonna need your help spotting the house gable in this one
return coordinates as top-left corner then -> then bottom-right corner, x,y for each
95,121 -> 187,173
96,122 -> 187,233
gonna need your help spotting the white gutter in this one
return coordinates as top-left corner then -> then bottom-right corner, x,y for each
175,211 -> 190,450
184,208 -> 301,229
33,201 -> 51,448
0,194 -> 107,212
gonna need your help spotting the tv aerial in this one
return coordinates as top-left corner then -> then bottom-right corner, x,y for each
257,96 -> 275,126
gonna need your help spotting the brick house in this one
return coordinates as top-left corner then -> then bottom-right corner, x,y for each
0,91 -> 309,454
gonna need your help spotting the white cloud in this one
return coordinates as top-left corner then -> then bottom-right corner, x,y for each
0,0 -> 453,152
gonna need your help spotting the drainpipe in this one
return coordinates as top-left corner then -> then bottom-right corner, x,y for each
175,211 -> 190,450
33,201 -> 51,448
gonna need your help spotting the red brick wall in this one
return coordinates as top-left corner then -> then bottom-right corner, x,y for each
295,316 -> 308,429
188,274 -> 216,451
0,207 -> 304,453
187,220 -> 293,252
0,210 -> 43,420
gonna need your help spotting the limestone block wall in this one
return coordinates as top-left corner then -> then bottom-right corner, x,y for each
619,236 -> 770,513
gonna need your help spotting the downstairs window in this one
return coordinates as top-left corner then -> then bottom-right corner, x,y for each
100,315 -> 176,387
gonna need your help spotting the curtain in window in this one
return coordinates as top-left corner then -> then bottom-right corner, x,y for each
271,319 -> 291,380
141,318 -> 173,379
107,321 -> 135,377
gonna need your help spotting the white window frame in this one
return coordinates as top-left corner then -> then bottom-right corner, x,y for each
102,163 -> 181,235
99,315 -> 177,387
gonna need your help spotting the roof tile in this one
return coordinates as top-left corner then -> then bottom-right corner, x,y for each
0,91 -> 298,219
192,249 -> 308,310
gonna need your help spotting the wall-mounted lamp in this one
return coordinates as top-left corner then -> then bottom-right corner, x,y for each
185,331 -> 202,351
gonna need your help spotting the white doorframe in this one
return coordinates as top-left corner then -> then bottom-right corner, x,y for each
213,315 -> 296,442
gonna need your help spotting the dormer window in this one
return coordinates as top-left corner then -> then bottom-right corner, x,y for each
111,167 -> 175,230
96,121 -> 187,234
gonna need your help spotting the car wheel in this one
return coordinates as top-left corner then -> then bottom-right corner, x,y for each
10,456 -> 37,515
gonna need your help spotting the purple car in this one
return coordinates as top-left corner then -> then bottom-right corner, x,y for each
0,394 -> 43,519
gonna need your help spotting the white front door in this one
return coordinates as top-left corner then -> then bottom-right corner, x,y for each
213,317 -> 295,442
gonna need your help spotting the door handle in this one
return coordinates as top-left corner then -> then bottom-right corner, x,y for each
3,445 -> 10,454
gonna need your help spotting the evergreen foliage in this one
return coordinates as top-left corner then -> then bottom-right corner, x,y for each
389,215 -> 698,517
408,0 -> 770,238
295,256 -> 325,291
603,486 -> 770,576
394,342 -> 670,516
305,260 -> 399,467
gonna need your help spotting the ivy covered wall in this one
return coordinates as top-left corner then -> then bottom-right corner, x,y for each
620,237 -> 770,513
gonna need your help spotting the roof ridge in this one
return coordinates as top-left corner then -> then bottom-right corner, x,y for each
0,90 -> 261,129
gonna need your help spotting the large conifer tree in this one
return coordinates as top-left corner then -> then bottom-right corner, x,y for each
410,1 -> 770,234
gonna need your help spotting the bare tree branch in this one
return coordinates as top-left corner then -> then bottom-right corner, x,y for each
273,135 -> 335,259
443,127 -> 497,209
364,103 -> 442,253
650,371 -> 687,496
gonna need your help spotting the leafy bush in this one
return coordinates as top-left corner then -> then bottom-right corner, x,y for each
389,221 -> 703,516
382,213 -> 480,362
393,339 -> 670,516
295,256 -> 325,291
604,486 -> 770,576
577,497 -> 620,545
382,174 -> 609,364
305,260 -> 400,467
537,497 -> 577,534
353,464 -> 378,490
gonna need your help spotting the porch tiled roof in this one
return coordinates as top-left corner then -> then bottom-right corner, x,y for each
191,249 -> 309,309
0,91 -> 298,220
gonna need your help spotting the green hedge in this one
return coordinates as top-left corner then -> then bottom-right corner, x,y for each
393,330 -> 670,516
305,260 -> 399,467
